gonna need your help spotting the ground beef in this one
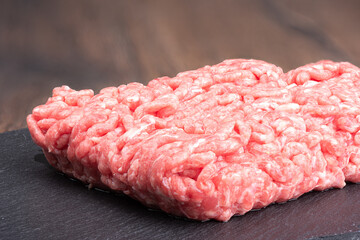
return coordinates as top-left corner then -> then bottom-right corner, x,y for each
27,59 -> 360,221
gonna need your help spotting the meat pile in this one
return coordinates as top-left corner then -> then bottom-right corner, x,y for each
27,59 -> 360,221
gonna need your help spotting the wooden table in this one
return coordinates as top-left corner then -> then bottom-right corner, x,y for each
1,0 -> 360,132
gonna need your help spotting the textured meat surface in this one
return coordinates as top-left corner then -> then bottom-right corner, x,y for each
27,59 -> 360,221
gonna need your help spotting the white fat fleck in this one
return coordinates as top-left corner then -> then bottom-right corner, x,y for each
122,116 -> 156,140
237,188 -> 251,207
286,83 -> 297,89
124,121 -> 153,139
259,134 -> 270,142
108,150 -> 115,161
227,93 -> 240,102
320,125 -> 332,133
124,128 -> 141,139
318,172 -> 327,179
270,103 -> 280,109
275,120 -> 288,132
231,173 -> 242,179
329,95 -> 341,103
339,103 -> 358,114
90,137 -> 101,143
313,65 -> 324,70
339,103 -> 349,110
204,210 -> 218,218
238,147 -> 244,153
254,102 -> 279,110
190,87 -> 204,94
316,171 -> 330,188
268,71 -> 279,79
126,95 -> 140,102
279,89 -> 289,94
189,138 -> 206,152
276,103 -> 300,113
303,80 -> 320,88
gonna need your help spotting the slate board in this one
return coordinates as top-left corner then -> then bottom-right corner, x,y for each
0,129 -> 359,240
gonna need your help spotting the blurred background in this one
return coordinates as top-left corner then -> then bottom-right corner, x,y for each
0,0 -> 359,132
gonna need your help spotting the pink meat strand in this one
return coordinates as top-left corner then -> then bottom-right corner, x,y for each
27,59 -> 360,221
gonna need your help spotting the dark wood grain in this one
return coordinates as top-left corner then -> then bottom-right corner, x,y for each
1,129 -> 359,240
1,0 -> 360,132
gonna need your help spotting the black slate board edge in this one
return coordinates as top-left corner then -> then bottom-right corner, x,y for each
1,128 -> 360,240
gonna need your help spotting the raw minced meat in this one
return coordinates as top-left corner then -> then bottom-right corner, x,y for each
27,59 -> 360,221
